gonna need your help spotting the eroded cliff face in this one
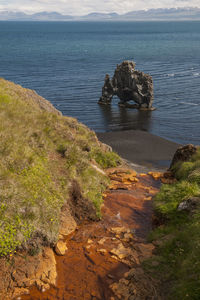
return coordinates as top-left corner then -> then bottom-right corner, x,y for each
99,61 -> 154,110
0,78 -> 120,299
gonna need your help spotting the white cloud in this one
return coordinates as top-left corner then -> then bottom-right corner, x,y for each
0,0 -> 199,15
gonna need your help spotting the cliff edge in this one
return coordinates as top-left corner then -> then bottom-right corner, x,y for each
0,78 -> 120,298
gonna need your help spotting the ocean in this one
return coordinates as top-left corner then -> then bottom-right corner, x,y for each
0,21 -> 200,144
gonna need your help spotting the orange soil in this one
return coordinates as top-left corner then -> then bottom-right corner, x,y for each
20,172 -> 160,300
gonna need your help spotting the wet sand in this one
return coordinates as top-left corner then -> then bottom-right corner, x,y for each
97,130 -> 181,172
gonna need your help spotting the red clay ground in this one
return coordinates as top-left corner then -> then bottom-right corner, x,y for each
20,169 -> 161,300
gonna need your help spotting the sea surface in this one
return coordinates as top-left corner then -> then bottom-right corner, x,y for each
0,21 -> 200,144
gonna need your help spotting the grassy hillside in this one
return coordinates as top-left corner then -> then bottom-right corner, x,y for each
146,148 -> 200,299
0,78 -> 120,257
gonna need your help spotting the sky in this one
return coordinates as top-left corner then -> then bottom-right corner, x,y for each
0,0 -> 200,15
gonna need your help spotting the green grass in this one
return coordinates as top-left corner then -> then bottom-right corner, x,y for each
172,161 -> 195,180
0,78 -> 120,256
188,168 -> 200,184
145,147 -> 200,299
79,166 -> 110,217
154,180 -> 199,218
90,148 -> 121,169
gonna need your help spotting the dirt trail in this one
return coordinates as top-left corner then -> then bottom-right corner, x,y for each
20,169 -> 161,300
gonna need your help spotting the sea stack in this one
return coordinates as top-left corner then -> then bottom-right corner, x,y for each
99,61 -> 154,110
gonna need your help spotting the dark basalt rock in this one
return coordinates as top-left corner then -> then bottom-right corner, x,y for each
177,197 -> 200,212
98,61 -> 154,110
170,144 -> 198,170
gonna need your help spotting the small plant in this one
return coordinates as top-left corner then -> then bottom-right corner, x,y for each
57,144 -> 67,157
28,246 -> 40,256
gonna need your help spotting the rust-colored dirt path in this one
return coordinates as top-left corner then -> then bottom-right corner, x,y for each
20,170 -> 161,300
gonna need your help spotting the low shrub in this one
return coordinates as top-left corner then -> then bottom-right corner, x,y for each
173,161 -> 195,180
188,168 -> 200,184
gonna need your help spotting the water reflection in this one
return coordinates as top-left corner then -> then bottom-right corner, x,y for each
98,103 -> 153,132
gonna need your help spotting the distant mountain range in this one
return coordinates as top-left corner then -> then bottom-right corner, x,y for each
0,7 -> 200,21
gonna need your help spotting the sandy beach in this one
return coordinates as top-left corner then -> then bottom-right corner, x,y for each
97,130 -> 181,172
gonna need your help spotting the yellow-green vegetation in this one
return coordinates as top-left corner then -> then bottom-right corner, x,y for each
0,78 -> 120,257
90,149 -> 121,169
146,148 -> 200,299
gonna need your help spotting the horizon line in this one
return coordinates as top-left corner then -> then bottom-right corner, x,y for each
0,6 -> 200,17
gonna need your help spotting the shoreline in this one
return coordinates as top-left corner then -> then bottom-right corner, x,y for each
96,130 -> 181,172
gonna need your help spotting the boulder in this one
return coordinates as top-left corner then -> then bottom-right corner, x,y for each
55,240 -> 68,256
177,197 -> 200,212
170,144 -> 198,170
110,242 -> 132,260
99,61 -> 154,110
100,142 -> 112,152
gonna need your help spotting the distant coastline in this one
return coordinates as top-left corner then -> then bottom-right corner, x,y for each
1,7 -> 200,21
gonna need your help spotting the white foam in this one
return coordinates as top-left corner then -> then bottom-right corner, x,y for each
166,71 -> 200,78
167,73 -> 175,77
180,101 -> 199,106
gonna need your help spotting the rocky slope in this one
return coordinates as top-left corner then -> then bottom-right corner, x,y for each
20,167 -> 162,300
0,78 -> 120,299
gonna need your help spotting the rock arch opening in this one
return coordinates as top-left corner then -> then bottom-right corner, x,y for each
98,61 -> 155,111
